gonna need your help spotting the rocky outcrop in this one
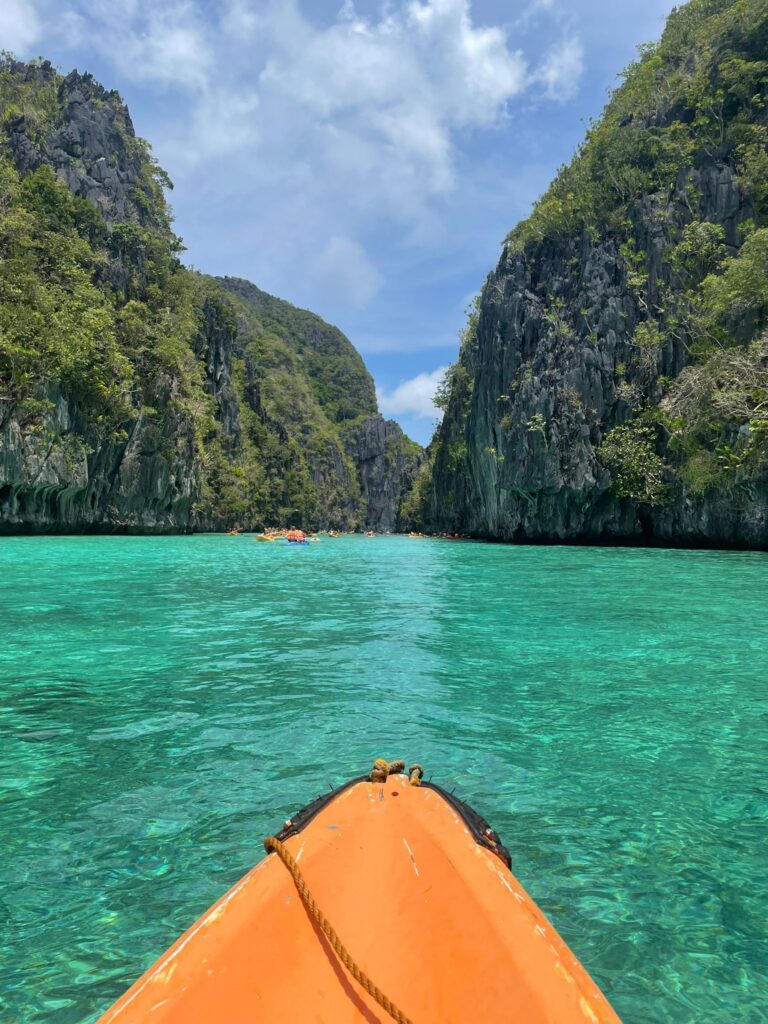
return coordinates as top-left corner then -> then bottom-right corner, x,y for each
0,382 -> 198,534
342,417 -> 424,531
0,57 -> 201,533
216,276 -> 378,423
0,284 -> 368,534
0,296 -> 241,534
5,61 -> 164,227
0,59 -> 422,533
428,159 -> 768,547
195,297 -> 242,451
427,2 -> 768,549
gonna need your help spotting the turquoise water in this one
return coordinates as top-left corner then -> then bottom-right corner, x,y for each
1,535 -> 766,1023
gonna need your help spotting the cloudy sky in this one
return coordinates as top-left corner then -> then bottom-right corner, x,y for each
3,0 -> 678,443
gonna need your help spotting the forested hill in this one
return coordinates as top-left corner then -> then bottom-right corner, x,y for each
425,0 -> 768,547
216,277 -> 377,424
0,57 -> 421,534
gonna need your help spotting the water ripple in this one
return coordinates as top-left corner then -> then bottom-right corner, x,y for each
0,535 -> 766,1023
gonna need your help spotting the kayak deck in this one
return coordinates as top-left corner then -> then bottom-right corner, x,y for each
97,774 -> 621,1023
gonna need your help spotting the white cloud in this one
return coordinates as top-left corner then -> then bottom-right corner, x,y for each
536,37 -> 584,100
153,0 -> 547,309
0,0 -> 42,53
42,0 -> 577,201
311,236 -> 384,308
123,6 -> 211,91
238,0 -> 529,199
24,0 -> 584,314
56,0 -> 213,91
377,366 -> 449,419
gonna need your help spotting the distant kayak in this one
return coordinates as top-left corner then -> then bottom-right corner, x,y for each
285,539 -> 310,545
96,760 -> 622,1024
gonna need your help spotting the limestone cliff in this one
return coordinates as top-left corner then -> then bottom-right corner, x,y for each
341,416 -> 424,532
428,0 -> 768,547
4,61 -> 163,227
0,58 -> 421,533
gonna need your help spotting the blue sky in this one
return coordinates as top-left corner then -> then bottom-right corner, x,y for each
3,0 -> 678,444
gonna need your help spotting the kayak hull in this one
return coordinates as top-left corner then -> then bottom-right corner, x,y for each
96,774 -> 621,1024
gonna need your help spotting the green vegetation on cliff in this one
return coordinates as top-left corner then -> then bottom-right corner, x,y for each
507,0 -> 768,501
0,162 -> 131,431
197,279 -> 374,528
218,277 -> 376,424
507,0 -> 768,251
425,0 -> 768,544
0,56 -> 420,532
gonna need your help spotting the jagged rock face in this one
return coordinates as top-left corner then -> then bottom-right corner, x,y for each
5,61 -> 161,226
305,440 -> 362,530
0,382 -> 198,534
0,58 -> 191,532
214,276 -> 422,531
428,157 -> 768,547
0,295 -> 235,533
0,61 -> 422,534
342,417 -> 424,531
0,287 -> 356,534
196,297 -> 242,451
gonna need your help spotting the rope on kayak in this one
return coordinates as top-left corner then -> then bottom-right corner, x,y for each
369,757 -> 404,782
263,835 -> 414,1024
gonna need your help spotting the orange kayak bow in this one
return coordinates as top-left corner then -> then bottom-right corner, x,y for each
96,763 -> 622,1023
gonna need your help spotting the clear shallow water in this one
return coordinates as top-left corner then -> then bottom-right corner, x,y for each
1,535 -> 766,1024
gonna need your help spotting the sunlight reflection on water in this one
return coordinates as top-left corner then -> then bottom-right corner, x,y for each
1,535 -> 766,1023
